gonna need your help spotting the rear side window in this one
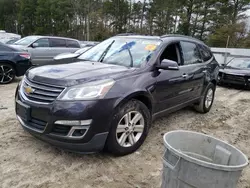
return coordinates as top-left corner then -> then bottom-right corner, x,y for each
66,40 -> 80,48
0,44 -> 13,52
199,44 -> 213,61
35,38 -> 49,47
180,41 -> 201,65
50,38 -> 66,47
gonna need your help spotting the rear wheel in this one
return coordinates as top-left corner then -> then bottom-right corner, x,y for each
194,83 -> 215,113
0,63 -> 15,84
105,100 -> 150,156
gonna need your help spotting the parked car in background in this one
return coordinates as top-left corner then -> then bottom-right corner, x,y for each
218,58 -> 250,88
11,36 -> 81,66
15,34 -> 219,155
0,42 -> 31,84
5,38 -> 20,44
0,30 -> 21,44
80,41 -> 99,48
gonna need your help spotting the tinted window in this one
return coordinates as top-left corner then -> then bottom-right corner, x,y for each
180,41 -> 201,65
67,40 -> 80,48
199,44 -> 213,61
0,44 -> 13,51
35,38 -> 49,47
50,38 -> 66,47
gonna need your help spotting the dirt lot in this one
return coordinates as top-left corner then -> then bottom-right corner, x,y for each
0,78 -> 250,188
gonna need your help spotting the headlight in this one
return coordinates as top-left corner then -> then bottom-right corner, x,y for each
58,79 -> 115,100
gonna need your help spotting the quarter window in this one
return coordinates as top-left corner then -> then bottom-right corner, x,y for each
180,41 -> 202,65
50,39 -> 66,47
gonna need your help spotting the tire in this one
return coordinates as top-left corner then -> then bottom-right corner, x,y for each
194,82 -> 215,113
105,99 -> 151,156
0,63 -> 16,84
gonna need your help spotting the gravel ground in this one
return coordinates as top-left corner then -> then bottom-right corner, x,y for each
0,78 -> 249,188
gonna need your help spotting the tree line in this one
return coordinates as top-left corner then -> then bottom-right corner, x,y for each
0,0 -> 250,48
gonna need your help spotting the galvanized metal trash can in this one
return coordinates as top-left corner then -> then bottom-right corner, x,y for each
162,130 -> 248,188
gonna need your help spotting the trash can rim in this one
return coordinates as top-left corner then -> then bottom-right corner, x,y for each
163,130 -> 249,171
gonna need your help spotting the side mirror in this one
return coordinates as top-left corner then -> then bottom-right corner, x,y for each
31,43 -> 39,48
157,59 -> 179,70
220,63 -> 225,68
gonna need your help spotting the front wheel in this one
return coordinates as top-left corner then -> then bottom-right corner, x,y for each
194,83 -> 215,113
105,100 -> 151,156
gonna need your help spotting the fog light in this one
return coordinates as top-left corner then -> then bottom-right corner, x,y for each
55,120 -> 92,126
248,78 -> 250,82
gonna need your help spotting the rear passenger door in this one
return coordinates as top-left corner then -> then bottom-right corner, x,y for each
179,41 -> 206,100
49,38 -> 69,58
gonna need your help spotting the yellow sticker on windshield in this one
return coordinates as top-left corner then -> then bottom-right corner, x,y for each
145,44 -> 157,51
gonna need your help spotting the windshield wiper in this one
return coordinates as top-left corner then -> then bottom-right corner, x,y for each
126,42 -> 134,67
99,40 -> 115,62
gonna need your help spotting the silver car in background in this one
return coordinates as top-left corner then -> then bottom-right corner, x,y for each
11,36 -> 81,65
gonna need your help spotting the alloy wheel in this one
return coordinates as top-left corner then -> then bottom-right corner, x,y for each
0,64 -> 15,84
116,111 -> 145,147
205,88 -> 214,108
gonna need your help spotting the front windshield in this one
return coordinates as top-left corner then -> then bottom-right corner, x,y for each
78,37 -> 161,67
227,58 -> 250,69
14,36 -> 39,46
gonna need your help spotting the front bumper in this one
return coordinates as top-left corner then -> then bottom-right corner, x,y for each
218,73 -> 250,86
15,90 -> 117,153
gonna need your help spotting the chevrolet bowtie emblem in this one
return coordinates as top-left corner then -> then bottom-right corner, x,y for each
24,86 -> 35,94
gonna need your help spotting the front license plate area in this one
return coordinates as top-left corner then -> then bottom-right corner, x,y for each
16,101 -> 31,121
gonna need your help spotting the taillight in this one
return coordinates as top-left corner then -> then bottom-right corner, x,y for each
19,53 -> 31,59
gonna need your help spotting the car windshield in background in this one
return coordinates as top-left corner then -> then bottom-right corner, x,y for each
227,58 -> 250,69
78,37 -> 161,67
14,36 -> 39,46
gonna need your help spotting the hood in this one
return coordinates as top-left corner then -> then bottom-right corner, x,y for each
27,61 -> 134,86
220,67 -> 250,76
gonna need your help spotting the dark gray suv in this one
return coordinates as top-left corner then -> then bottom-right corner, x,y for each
15,34 -> 219,156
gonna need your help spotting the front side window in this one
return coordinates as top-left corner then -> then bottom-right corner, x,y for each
78,37 -> 161,67
34,38 -> 49,47
180,41 -> 201,65
50,39 -> 66,47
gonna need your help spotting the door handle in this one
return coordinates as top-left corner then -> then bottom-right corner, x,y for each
182,74 -> 188,78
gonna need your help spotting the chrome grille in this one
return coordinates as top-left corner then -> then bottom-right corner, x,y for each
21,77 -> 65,103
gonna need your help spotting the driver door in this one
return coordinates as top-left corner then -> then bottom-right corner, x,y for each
154,42 -> 194,114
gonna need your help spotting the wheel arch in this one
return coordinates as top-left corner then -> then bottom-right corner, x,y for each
0,60 -> 16,73
114,91 -> 153,114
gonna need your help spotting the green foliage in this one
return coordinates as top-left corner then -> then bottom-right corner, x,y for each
0,0 -> 249,47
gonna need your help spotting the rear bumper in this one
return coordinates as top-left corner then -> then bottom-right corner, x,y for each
15,62 -> 32,77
